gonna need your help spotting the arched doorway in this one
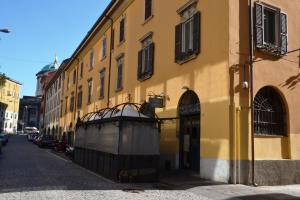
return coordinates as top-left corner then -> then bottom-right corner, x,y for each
178,90 -> 200,171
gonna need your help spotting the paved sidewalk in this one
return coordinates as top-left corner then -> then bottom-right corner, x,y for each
1,135 -> 300,200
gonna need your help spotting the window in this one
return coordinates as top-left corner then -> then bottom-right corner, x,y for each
89,50 -> 94,69
99,70 -> 105,98
67,77 -> 69,90
254,87 -> 286,136
58,76 -> 61,89
70,93 -> 74,112
73,70 -> 76,84
138,35 -> 154,81
145,0 -> 152,20
65,97 -> 68,114
80,62 -> 84,78
60,100 -> 63,117
87,79 -> 93,104
175,7 -> 200,63
77,88 -> 82,108
116,55 -> 124,91
102,37 -> 107,59
255,2 -> 287,55
119,18 -> 125,43
111,29 -> 115,50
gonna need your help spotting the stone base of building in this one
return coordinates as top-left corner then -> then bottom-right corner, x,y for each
238,160 -> 300,186
160,155 -> 300,185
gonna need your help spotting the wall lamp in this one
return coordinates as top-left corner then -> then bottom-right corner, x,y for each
0,29 -> 11,33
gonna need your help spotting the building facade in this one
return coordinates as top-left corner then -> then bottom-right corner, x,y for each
0,77 -> 22,133
44,59 -> 69,139
36,56 -> 59,131
18,96 -> 41,131
59,0 -> 300,185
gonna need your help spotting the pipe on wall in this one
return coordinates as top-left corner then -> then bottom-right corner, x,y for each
248,0 -> 258,187
106,15 -> 114,108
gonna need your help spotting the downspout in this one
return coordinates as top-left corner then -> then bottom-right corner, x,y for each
249,0 -> 258,187
106,15 -> 113,108
74,58 -> 80,121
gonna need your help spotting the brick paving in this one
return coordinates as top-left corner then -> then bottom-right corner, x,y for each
0,135 -> 300,200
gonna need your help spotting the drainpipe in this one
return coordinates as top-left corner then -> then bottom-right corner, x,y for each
74,58 -> 80,121
249,0 -> 258,187
106,15 -> 113,108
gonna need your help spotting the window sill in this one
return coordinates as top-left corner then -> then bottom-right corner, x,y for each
256,43 -> 285,57
176,53 -> 197,65
142,15 -> 154,25
100,55 -> 106,61
138,74 -> 153,82
254,134 -> 287,138
118,40 -> 125,47
115,87 -> 123,93
98,96 -> 104,100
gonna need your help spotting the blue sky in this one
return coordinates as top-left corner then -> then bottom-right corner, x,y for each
0,0 -> 111,97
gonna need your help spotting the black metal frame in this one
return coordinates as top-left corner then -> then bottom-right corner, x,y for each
254,86 -> 286,136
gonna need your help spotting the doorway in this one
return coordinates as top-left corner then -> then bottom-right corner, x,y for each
178,90 -> 200,171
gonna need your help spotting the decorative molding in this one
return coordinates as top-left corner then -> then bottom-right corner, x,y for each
177,0 -> 198,14
139,31 -> 153,42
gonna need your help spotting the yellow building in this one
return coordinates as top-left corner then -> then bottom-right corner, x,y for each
0,77 -> 22,133
60,0 -> 300,185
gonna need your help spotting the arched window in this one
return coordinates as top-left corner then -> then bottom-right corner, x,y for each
254,87 -> 286,136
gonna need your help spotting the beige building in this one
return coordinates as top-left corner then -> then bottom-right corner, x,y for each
0,77 -> 22,133
44,59 -> 69,138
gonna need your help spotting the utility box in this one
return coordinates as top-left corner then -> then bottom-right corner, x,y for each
74,103 -> 160,182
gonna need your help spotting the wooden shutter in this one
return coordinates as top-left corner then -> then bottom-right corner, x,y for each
145,0 -> 152,20
175,24 -> 182,62
193,11 -> 201,55
117,63 -> 123,89
148,43 -> 155,76
255,2 -> 264,48
137,50 -> 143,80
119,19 -> 125,42
280,13 -> 287,55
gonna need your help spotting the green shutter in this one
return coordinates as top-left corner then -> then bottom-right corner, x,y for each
193,11 -> 201,55
280,13 -> 288,55
148,43 -> 154,76
175,24 -> 182,62
255,2 -> 264,48
138,50 -> 143,80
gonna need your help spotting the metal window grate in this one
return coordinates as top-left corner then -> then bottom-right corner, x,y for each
254,87 -> 286,136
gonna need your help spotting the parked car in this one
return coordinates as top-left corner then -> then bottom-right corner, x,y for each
24,127 -> 39,135
0,133 -> 8,146
65,145 -> 74,159
54,140 -> 67,152
38,134 -> 55,148
33,134 -> 42,144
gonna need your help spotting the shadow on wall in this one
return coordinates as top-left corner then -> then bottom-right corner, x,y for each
280,72 -> 300,90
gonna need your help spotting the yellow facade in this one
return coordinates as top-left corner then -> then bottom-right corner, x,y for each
59,0 -> 300,185
0,77 -> 21,133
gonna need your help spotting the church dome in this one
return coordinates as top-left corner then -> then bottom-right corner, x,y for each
36,56 -> 59,76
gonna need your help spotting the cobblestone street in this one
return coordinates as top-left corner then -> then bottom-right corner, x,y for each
0,135 -> 300,200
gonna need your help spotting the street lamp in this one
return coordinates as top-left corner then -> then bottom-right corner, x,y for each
0,29 -> 11,33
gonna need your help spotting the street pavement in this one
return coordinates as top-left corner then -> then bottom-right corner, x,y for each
0,135 -> 299,200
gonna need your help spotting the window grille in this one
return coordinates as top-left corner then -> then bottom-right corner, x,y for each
254,87 -> 286,136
